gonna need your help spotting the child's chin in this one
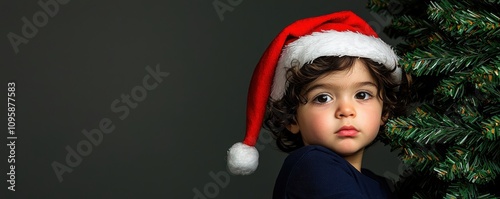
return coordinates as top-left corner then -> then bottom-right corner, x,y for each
330,146 -> 363,156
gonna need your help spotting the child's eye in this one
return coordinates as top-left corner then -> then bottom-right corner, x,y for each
312,94 -> 333,103
355,92 -> 373,100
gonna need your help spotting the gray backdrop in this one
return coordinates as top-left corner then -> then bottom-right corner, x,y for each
1,0 -> 404,198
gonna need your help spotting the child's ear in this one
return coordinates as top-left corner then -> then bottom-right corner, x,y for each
380,113 -> 389,125
286,123 -> 300,134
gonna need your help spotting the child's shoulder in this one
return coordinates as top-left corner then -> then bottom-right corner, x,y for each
288,145 -> 346,162
274,145 -> 382,198
282,145 -> 354,174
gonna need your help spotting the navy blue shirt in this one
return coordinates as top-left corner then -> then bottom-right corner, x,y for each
273,145 -> 391,199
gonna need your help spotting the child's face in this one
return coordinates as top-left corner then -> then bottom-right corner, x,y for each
289,60 -> 384,157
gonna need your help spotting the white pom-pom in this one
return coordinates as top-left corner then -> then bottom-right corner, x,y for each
227,142 -> 259,175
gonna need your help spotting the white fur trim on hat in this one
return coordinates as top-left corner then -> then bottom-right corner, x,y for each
227,142 -> 259,175
270,30 -> 401,100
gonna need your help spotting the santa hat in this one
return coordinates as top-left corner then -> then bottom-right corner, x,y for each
227,10 -> 401,175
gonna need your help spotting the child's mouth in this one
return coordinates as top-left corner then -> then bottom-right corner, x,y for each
336,126 -> 358,137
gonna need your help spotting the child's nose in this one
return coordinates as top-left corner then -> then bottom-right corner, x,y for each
335,100 -> 356,119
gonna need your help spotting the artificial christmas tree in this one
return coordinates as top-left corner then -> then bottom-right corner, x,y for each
368,0 -> 500,198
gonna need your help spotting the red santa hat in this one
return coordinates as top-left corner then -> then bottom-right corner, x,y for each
227,10 -> 401,175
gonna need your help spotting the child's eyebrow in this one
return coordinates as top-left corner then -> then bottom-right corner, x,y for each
353,81 -> 378,89
303,84 -> 331,95
303,81 -> 378,95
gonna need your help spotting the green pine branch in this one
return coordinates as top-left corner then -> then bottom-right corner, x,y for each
470,56 -> 500,99
428,0 -> 500,38
386,104 -> 486,147
389,15 -> 447,49
435,65 -> 500,101
369,0 -> 500,197
401,42 -> 491,76
434,73 -> 468,100
454,98 -> 483,123
434,147 -> 500,184
484,103 -> 500,116
444,182 -> 498,199
367,0 -> 394,13
479,0 -> 500,5
481,115 -> 500,140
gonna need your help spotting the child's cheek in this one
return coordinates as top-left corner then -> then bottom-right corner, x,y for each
304,110 -> 332,135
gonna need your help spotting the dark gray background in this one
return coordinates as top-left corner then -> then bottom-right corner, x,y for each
1,0 -> 403,198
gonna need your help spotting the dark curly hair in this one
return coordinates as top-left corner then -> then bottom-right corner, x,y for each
264,56 -> 409,153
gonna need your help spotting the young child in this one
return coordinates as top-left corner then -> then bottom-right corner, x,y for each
227,11 -> 406,198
